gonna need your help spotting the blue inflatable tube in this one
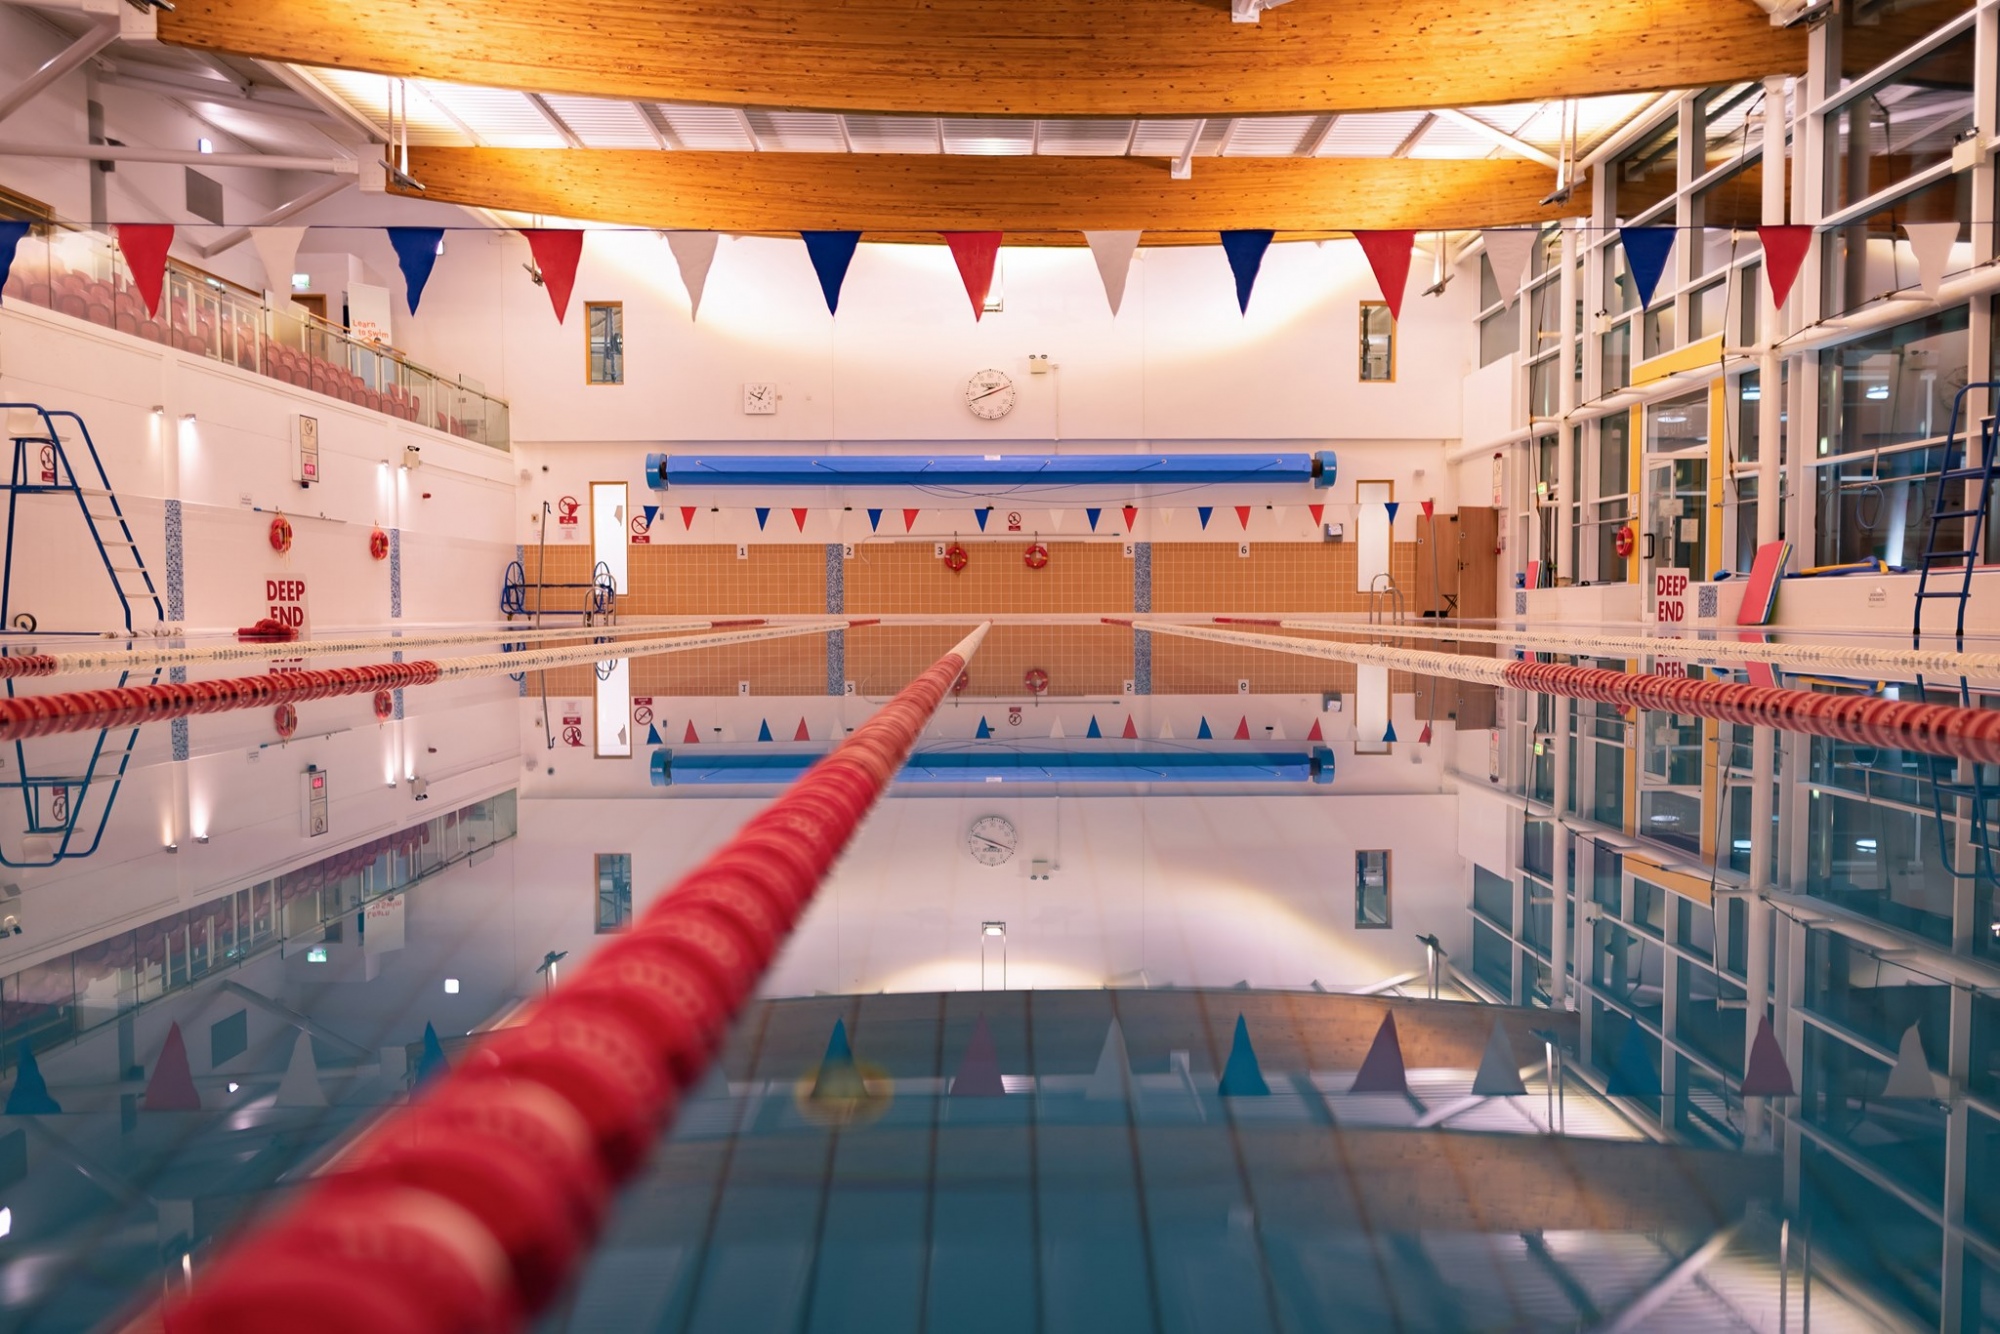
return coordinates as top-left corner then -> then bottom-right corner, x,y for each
644,452 -> 1337,490
651,746 -> 1334,787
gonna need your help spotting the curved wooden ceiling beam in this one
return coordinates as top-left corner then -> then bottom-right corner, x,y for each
390,148 -> 1573,235
159,0 -> 1804,119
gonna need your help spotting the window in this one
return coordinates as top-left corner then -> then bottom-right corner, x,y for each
586,302 -> 623,384
594,854 -> 632,933
1358,302 -> 1394,381
1355,851 -> 1391,927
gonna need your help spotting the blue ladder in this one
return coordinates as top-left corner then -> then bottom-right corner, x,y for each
1,403 -> 164,635
0,667 -> 157,866
1911,382 -> 2000,649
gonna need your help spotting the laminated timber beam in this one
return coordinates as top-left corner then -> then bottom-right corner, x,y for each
389,148 -> 1574,237
156,0 -> 1806,119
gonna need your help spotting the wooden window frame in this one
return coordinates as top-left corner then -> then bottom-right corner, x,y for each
1355,850 -> 1392,928
594,853 -> 633,933
1358,300 -> 1397,383
586,301 -> 624,385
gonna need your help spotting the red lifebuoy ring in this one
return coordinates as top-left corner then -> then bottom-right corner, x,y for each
373,689 -> 394,721
1023,542 -> 1049,570
273,702 -> 298,738
1024,668 -> 1050,695
269,515 -> 294,553
952,670 -> 970,695
943,542 -> 969,573
1614,524 -> 1636,559
369,528 -> 390,561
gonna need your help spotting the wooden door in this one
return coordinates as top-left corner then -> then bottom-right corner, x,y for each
1415,514 -> 1461,617
293,294 -> 328,323
1456,507 -> 1500,621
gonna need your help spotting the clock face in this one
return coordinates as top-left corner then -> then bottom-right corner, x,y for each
743,382 -> 778,415
965,369 -> 1016,420
966,815 -> 1018,867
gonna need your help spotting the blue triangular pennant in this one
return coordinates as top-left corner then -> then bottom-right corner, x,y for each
1383,501 -> 1400,525
643,505 -> 660,528
1086,716 -> 1102,738
646,723 -> 663,746
0,222 -> 30,305
386,228 -> 445,314
1085,508 -> 1102,531
867,508 -> 883,532
1218,1015 -> 1270,1096
1619,228 -> 1676,312
976,716 -> 993,738
1198,506 -> 1213,529
1604,1017 -> 1662,1097
801,231 -> 862,315
974,507 -> 991,531
416,1022 -> 449,1086
755,507 -> 771,530
1220,229 -> 1276,314
1383,720 -> 1398,744
757,719 -> 773,741
1197,717 -> 1213,739
811,1018 -> 866,1100
5,1045 -> 60,1114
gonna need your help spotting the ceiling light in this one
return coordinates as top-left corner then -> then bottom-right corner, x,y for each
982,922 -> 1006,938
292,274 -> 311,291
163,842 -> 178,853
444,978 -> 460,994
196,137 -> 213,154
226,1082 -> 239,1093
306,945 -> 328,963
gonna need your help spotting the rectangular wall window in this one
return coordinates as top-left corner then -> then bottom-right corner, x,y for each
1355,851 -> 1391,927
1358,302 -> 1395,381
595,854 -> 632,933
586,302 -> 623,384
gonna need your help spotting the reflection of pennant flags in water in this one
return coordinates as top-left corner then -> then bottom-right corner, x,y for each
384,227 -> 443,315
867,508 -> 883,531
1756,226 -> 1813,308
1122,505 -> 1138,532
5,1044 -> 59,1114
1086,1018 -> 1134,1100
275,1030 -> 326,1107
1740,1016 -> 1795,1097
1218,1015 -> 1270,1096
1121,715 -> 1137,739
1418,722 -> 1433,745
1220,229 -> 1275,314
811,1019 -> 867,1100
1085,508 -> 1102,531
1384,501 -> 1400,525
1198,506 -> 1214,529
521,229 -> 584,322
903,508 -> 921,532
974,508 -> 991,531
143,1023 -> 201,1111
801,231 -> 862,314
1233,716 -> 1250,740
1350,1012 -> 1408,1094
1354,230 -> 1417,321
943,232 -> 1003,320
794,718 -> 811,741
757,719 -> 773,741
1619,227 -> 1676,311
1604,1017 -> 1661,1097
1269,720 -> 1286,741
976,716 -> 993,738
683,721 -> 700,744
1086,716 -> 1102,738
950,1015 -> 1005,1095
1197,717 -> 1213,739
1049,717 -> 1066,740
681,506 -> 697,529
646,724 -> 663,746
1470,1021 -> 1527,1096
1159,720 -> 1176,740
1308,503 -> 1324,527
755,507 -> 771,530
1383,719 -> 1398,744
1235,505 -> 1252,530
792,508 -> 809,532
1305,718 -> 1323,741
1882,1024 -> 1943,1099
417,1022 -> 450,1086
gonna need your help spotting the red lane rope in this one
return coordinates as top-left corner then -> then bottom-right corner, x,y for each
1501,661 -> 2000,763
159,635 -> 982,1334
0,662 -> 442,742
0,654 -> 59,679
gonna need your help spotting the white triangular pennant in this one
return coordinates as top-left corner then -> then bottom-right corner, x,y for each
1047,509 -> 1065,531
668,231 -> 720,320
1159,720 -> 1176,740
1085,1017 -> 1134,1100
274,1031 -> 326,1108
1049,717 -> 1067,740
1470,1021 -> 1528,1096
1480,229 -> 1537,300
1084,230 -> 1142,316
1269,720 -> 1286,740
251,227 -> 308,299
1903,222 -> 1959,299
1159,508 -> 1177,526
1270,505 -> 1289,532
1882,1023 -> 1943,1099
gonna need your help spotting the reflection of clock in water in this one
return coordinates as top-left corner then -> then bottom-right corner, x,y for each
966,815 -> 1017,866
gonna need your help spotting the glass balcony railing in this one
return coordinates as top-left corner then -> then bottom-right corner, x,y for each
0,224 -> 509,449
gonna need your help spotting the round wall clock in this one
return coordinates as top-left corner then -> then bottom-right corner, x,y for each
966,814 -> 1018,866
966,369 -> 1016,420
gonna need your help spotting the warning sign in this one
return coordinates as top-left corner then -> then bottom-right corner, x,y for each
561,712 -> 585,747
632,697 -> 655,727
1654,569 -> 1689,625
556,496 -> 580,527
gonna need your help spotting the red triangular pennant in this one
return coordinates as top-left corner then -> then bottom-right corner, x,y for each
1121,505 -> 1138,532
683,720 -> 700,744
1418,723 -> 1433,745
1740,1016 -> 1796,1097
1756,225 -> 1813,310
1308,504 -> 1324,527
792,507 -> 809,532
1121,715 -> 1137,739
1353,230 -> 1417,321
115,224 -> 175,319
903,508 -> 921,532
1233,716 -> 1250,740
1234,505 -> 1251,530
522,229 -> 584,322
1306,719 -> 1323,741
143,1022 -> 202,1111
942,232 -> 1002,320
794,717 -> 811,741
1349,1012 -> 1408,1094
680,506 -> 697,530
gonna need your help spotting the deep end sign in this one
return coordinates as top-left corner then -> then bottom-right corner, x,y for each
265,577 -> 311,633
1654,569 -> 1689,624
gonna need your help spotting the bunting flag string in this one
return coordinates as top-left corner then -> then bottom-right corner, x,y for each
1085,230 -> 1142,316
1198,506 -> 1213,530
867,508 -> 883,532
1219,229 -> 1275,314
115,224 -> 175,319
1308,503 -> 1324,527
943,232 -> 1002,320
668,231 -> 719,320
1086,508 -> 1102,531
1235,505 -> 1251,530
1904,222 -> 1959,299
755,507 -> 771,530
249,226 -> 307,298
792,507 -> 809,532
903,508 -> 921,532
1479,229 -> 1536,302
0,221 -> 28,303
522,229 -> 585,322
1122,505 -> 1138,532
680,507 -> 697,530
974,507 -> 992,531
1618,227 -> 1676,311
1197,717 -> 1213,739
385,227 -> 444,315
1353,230 -> 1416,322
1756,225 -> 1812,309
802,231 -> 862,314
